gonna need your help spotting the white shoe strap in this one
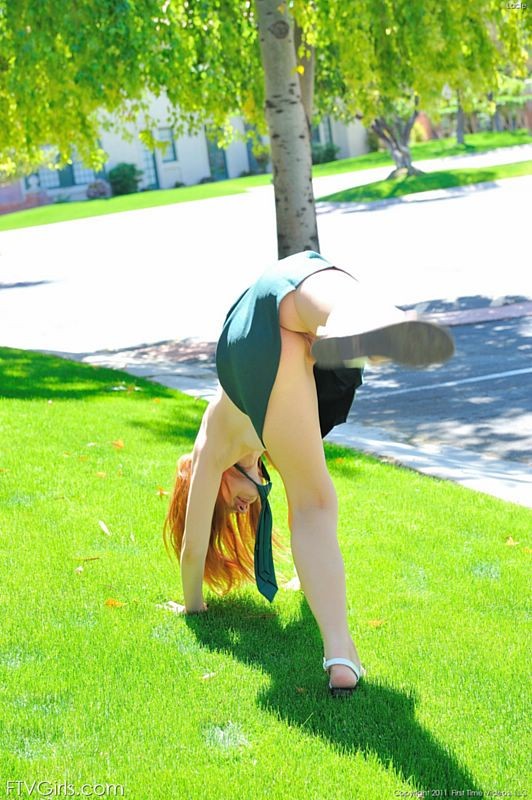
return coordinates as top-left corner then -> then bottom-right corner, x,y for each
323,657 -> 362,680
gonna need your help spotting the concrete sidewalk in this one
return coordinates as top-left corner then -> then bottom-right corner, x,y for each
79,300 -> 532,510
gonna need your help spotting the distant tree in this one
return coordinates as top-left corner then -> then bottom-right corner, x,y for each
0,1 -> 529,256
434,73 -> 531,144
311,1 -> 530,177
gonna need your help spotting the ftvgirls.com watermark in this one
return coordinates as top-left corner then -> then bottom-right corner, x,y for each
5,782 -> 125,798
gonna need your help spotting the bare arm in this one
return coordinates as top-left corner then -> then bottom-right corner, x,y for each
180,416 -> 224,612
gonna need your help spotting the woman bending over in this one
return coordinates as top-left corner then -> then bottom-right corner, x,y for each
165,251 -> 453,697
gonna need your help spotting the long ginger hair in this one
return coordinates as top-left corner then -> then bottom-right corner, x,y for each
163,453 -> 288,596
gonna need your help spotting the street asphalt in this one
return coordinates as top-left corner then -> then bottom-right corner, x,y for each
1,143 -> 531,507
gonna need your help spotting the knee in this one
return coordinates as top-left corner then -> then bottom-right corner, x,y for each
288,478 -> 338,518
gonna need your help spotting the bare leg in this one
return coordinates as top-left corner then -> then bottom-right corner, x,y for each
280,268 -> 404,335
290,503 -> 362,688
263,328 -> 362,690
280,268 -> 454,367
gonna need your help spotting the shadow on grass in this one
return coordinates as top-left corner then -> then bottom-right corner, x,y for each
317,174 -> 502,212
185,596 -> 481,793
127,408 -> 204,445
0,348 -> 174,400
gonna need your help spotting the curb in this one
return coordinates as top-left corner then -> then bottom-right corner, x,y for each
81,345 -> 532,510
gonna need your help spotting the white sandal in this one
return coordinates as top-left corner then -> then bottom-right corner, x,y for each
323,657 -> 365,697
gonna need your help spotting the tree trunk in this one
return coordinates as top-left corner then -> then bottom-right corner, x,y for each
371,104 -> 423,179
294,22 -> 315,137
488,91 -> 503,133
456,91 -> 465,145
255,0 -> 319,258
492,107 -> 503,132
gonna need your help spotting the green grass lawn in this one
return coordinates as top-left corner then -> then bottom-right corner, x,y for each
0,347 -> 529,798
1,129 -> 530,232
317,159 -> 532,204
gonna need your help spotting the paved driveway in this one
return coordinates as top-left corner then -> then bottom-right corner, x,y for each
0,150 -> 531,353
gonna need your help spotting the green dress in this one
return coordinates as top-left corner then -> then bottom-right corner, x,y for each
216,250 -> 363,447
215,250 -> 363,603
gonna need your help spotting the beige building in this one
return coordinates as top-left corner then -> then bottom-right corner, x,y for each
0,94 -> 368,214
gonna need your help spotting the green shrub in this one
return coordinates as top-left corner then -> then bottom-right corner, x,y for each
311,142 -> 340,164
108,163 -> 143,196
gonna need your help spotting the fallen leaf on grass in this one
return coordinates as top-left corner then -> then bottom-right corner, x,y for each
112,439 -> 125,450
78,455 -> 89,462
157,487 -> 169,498
156,601 -> 186,614
368,619 -> 387,628
98,520 -> 112,536
201,672 -> 216,680
104,598 -> 126,608
523,547 -> 532,554
96,472 -> 107,479
505,536 -> 519,546
295,687 -> 307,694
74,566 -> 83,574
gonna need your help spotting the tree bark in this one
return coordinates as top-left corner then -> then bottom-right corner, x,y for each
456,91 -> 465,145
371,103 -> 423,179
294,22 -> 315,137
255,0 -> 319,258
488,91 -> 503,133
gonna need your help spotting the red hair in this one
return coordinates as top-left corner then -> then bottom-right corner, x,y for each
163,453 -> 289,597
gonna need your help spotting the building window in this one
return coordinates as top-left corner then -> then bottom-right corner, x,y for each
206,135 -> 228,181
35,168 -> 60,190
26,156 -> 95,191
72,161 -> 96,185
141,147 -> 159,189
312,117 -> 333,145
311,125 -> 321,144
157,128 -> 178,163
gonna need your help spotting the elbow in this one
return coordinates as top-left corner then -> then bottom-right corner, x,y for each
180,542 -> 207,567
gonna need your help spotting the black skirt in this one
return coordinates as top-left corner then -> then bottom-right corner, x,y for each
314,364 -> 363,438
